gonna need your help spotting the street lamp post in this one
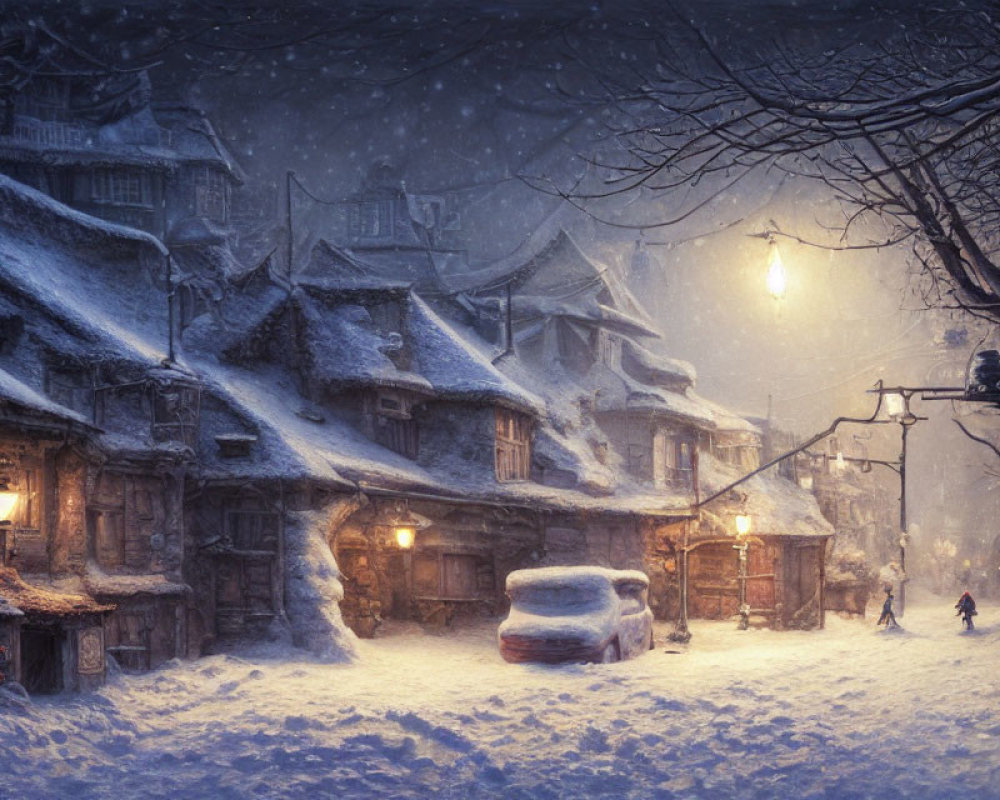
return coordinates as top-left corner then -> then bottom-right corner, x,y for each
877,387 -> 923,618
734,513 -> 752,630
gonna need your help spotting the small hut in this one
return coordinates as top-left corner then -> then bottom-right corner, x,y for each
0,567 -> 114,693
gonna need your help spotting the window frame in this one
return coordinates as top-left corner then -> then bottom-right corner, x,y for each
495,407 -> 532,482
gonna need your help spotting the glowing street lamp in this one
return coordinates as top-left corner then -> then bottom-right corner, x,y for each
766,239 -> 786,300
735,513 -> 752,537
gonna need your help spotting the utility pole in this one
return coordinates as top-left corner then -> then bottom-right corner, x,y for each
286,170 -> 295,280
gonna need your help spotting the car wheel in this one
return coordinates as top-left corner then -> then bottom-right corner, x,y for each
599,639 -> 620,663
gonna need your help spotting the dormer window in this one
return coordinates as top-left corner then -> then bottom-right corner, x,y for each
152,381 -> 201,448
370,390 -> 418,459
193,166 -> 229,223
596,328 -> 621,368
495,407 -> 532,482
350,200 -> 392,238
652,429 -> 695,489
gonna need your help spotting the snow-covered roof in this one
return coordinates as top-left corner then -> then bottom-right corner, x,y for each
0,173 -> 166,257
0,367 -> 94,429
194,367 -> 354,488
218,280 -> 543,413
589,365 -> 718,428
302,239 -> 450,294
621,338 -> 697,389
194,362 -> 691,516
83,571 -> 192,598
0,99 -> 243,182
152,103 -> 246,182
0,567 -> 113,616
0,175 -> 172,368
699,455 -> 833,538
691,392 -> 762,435
406,294 -> 542,412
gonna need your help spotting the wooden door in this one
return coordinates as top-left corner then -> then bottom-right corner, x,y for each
442,554 -> 477,599
688,543 -> 739,619
746,542 -> 778,611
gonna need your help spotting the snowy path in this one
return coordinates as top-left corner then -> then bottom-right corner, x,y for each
2,593 -> 999,799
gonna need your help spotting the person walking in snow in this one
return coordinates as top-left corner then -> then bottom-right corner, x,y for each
955,591 -> 977,631
877,587 -> 898,629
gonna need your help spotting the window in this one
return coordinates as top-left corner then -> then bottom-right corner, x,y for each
195,167 -> 228,223
152,383 -> 200,448
88,472 -> 156,571
91,169 -> 152,207
370,391 -> 418,459
7,465 -> 45,572
596,328 -> 621,368
374,415 -> 419,459
350,200 -> 391,238
495,407 -> 532,482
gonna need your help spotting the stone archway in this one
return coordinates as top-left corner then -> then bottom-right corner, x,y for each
331,525 -> 383,638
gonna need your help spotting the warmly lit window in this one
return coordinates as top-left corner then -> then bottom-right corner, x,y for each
91,168 -> 152,207
495,407 -> 532,481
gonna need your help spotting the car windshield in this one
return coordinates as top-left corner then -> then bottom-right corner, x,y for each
511,584 -> 606,615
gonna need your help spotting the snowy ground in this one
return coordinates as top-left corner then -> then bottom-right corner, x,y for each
2,588 -> 998,800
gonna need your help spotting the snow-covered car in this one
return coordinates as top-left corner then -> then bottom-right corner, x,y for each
498,566 -> 654,664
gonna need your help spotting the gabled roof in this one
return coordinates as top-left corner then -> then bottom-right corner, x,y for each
0,367 -> 95,431
151,103 -> 246,182
699,455 -> 833,539
457,229 -> 659,338
0,174 -> 171,366
297,281 -> 542,412
301,239 -> 461,295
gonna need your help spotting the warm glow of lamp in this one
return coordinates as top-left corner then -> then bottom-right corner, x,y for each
735,514 -> 752,537
0,481 -> 17,522
394,526 -> 415,549
766,241 -> 786,299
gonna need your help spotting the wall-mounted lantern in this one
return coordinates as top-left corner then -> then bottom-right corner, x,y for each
0,476 -> 18,523
389,503 -> 431,550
